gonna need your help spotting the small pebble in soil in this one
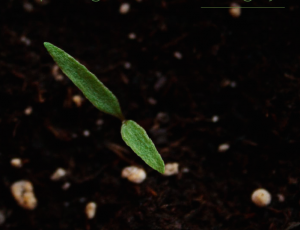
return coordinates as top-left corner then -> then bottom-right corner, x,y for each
10,158 -> 22,168
182,167 -> 189,173
124,62 -> 131,69
221,79 -> 237,88
154,76 -> 167,91
277,194 -> 285,202
50,168 -> 67,181
211,115 -> 219,123
218,143 -> 230,152
229,3 -> 241,18
163,163 -> 179,176
83,130 -> 90,137
23,2 -> 33,12
24,106 -> 32,115
128,33 -> 136,39
230,81 -> 237,88
52,65 -> 64,81
72,95 -> 83,107
121,166 -> 146,184
148,97 -> 157,105
174,51 -> 182,60
0,210 -> 5,225
150,128 -> 168,145
119,3 -> 130,14
20,36 -> 31,46
62,182 -> 71,190
96,119 -> 104,126
288,177 -> 298,184
11,180 -> 37,210
251,188 -> 272,207
85,202 -> 97,219
156,112 -> 170,124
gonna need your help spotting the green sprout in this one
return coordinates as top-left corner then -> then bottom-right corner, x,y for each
44,42 -> 165,174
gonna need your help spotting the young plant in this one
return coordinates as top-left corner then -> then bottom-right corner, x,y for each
44,42 -> 165,174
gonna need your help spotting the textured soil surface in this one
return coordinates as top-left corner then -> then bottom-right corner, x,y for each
1,0 -> 300,229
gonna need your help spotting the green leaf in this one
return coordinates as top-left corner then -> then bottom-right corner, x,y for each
44,42 -> 124,120
121,120 -> 165,173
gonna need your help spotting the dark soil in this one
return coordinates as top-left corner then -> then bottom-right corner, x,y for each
1,0 -> 300,229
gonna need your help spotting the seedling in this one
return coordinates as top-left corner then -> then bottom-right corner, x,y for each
44,42 -> 165,174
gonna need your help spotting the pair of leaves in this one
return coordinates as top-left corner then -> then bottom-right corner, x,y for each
44,42 -> 165,174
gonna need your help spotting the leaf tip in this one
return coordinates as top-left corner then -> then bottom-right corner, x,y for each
44,42 -> 56,53
44,42 -> 51,48
157,161 -> 165,174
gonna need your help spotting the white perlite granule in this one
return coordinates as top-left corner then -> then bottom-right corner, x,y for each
85,202 -> 97,219
11,180 -> 37,210
50,168 -> 67,181
11,158 -> 22,168
128,33 -> 136,39
72,95 -> 83,107
218,143 -> 230,152
83,130 -> 90,137
119,3 -> 130,14
251,188 -> 271,207
24,106 -> 33,115
174,51 -> 182,59
163,163 -> 179,176
229,3 -> 241,18
121,166 -> 146,184
211,115 -> 219,123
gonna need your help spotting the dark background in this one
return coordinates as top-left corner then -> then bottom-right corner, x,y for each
1,0 -> 300,229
